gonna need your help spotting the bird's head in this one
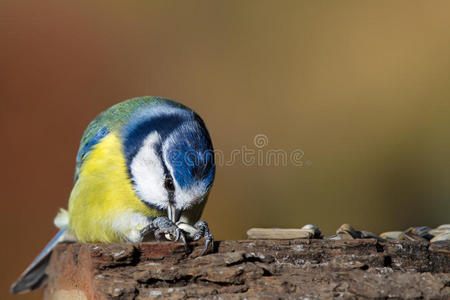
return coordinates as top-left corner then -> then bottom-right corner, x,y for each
122,102 -> 215,222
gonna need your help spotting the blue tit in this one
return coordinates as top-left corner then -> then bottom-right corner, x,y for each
11,96 -> 215,294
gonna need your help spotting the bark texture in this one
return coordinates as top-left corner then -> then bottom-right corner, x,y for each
43,239 -> 450,299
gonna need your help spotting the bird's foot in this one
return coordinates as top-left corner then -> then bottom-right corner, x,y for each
177,220 -> 214,255
150,217 -> 189,252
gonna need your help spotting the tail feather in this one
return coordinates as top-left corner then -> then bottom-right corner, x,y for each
10,229 -> 67,294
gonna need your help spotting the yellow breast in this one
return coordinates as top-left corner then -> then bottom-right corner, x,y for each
67,131 -> 164,242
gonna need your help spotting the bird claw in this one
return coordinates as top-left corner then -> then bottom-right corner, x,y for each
149,217 -> 213,255
151,217 -> 189,252
195,221 -> 214,255
177,220 -> 214,255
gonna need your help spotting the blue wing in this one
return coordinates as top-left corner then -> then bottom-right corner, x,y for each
10,230 -> 68,294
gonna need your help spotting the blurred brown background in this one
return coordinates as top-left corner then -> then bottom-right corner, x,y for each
1,1 -> 450,299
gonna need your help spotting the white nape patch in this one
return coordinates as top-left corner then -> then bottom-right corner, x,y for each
130,132 -> 168,209
161,133 -> 207,211
111,210 -> 151,242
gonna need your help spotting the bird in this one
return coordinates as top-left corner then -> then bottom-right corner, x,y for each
11,96 -> 216,294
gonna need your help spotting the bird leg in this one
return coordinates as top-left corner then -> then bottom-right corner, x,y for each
149,217 -> 189,252
177,220 -> 214,255
141,217 -> 213,255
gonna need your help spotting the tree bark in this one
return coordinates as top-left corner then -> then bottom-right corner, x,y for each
43,239 -> 450,299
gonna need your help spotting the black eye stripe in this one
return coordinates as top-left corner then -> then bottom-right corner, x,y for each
123,113 -> 185,170
154,140 -> 176,204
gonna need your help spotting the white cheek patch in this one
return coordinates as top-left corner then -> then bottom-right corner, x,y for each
130,132 -> 168,209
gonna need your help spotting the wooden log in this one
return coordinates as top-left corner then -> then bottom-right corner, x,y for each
43,239 -> 450,299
